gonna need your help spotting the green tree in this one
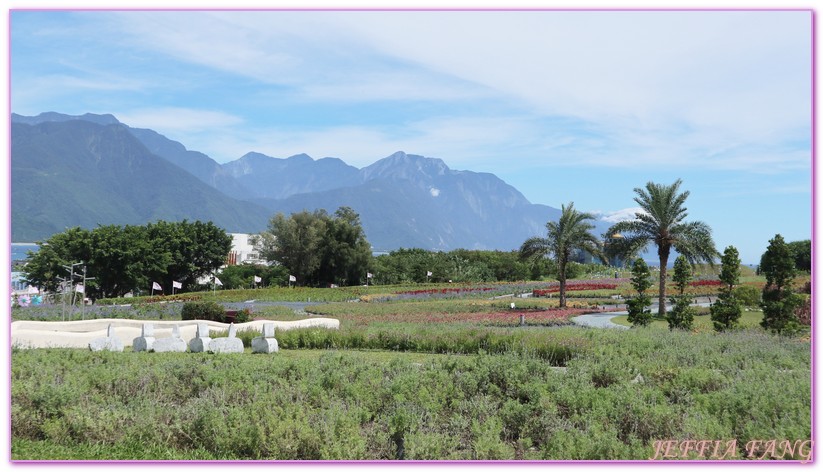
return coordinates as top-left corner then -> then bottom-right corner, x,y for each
666,255 -> 694,330
710,246 -> 743,331
22,227 -> 92,294
626,258 -> 653,327
786,239 -> 811,272
760,235 -> 802,334
22,221 -> 231,299
88,224 -> 169,299
607,179 -> 718,318
255,210 -> 328,286
519,202 -> 603,308
144,220 -> 231,294
255,207 -> 372,287
317,207 -> 373,287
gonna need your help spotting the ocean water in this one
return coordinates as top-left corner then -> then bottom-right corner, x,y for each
11,244 -> 39,261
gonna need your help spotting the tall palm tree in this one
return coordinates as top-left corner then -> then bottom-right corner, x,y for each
607,179 -> 718,318
520,202 -> 603,308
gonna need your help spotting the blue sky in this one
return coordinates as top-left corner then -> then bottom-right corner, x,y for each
8,9 -> 813,264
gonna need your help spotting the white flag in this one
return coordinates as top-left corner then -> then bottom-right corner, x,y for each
289,275 -> 297,282
254,276 -> 262,283
214,277 -> 223,286
75,284 -> 85,293
152,282 -> 162,291
427,271 -> 433,277
367,272 -> 373,278
172,281 -> 182,289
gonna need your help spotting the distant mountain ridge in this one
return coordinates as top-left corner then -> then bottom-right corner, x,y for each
11,112 -> 611,251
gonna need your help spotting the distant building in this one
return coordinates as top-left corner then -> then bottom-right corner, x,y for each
226,233 -> 266,266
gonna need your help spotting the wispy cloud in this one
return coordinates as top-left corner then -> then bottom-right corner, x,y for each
116,108 -> 244,134
595,207 -> 646,224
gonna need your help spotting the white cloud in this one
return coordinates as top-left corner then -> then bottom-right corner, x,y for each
116,107 -> 244,134
597,207 -> 646,223
22,11 -> 808,176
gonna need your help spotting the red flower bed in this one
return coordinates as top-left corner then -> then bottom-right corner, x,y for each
533,281 -> 619,297
688,280 -> 722,287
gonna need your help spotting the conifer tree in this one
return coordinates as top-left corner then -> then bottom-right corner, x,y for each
710,246 -> 743,331
627,258 -> 653,327
667,255 -> 694,330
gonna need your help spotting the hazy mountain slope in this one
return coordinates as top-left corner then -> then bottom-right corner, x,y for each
11,120 -> 269,241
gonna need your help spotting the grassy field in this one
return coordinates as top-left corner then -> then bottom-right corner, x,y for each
11,327 -> 810,461
10,275 -> 812,461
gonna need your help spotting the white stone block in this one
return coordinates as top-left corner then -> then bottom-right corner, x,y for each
252,336 -> 279,354
262,323 -> 275,338
189,337 -> 211,353
89,324 -> 124,352
208,337 -> 244,354
196,322 -> 210,338
89,336 -> 124,352
142,323 -> 154,337
152,337 -> 188,353
132,336 -> 155,352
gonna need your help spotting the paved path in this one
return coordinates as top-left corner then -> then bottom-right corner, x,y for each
571,297 -> 714,329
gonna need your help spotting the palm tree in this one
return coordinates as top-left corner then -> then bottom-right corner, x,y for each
520,202 -> 603,308
607,179 -> 718,318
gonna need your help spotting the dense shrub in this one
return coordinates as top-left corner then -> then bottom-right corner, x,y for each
181,302 -> 226,322
734,285 -> 761,307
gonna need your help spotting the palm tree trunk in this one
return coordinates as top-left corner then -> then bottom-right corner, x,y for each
558,258 -> 567,308
658,247 -> 670,318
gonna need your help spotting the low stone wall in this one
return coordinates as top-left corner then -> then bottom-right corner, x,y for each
11,318 -> 340,349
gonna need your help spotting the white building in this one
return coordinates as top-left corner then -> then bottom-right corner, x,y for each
227,233 -> 266,265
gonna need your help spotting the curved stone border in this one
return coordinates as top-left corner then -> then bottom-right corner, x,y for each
11,318 -> 340,349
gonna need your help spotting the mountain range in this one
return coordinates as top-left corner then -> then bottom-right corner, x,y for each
11,112 -> 612,251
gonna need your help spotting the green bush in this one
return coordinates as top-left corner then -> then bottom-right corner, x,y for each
181,301 -> 225,322
734,285 -> 761,307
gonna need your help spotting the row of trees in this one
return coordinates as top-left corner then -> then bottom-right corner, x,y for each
522,179 -> 808,334
23,221 -> 231,299
521,179 -> 719,314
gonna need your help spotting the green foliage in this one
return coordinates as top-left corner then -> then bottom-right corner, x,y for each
786,240 -> 811,272
666,296 -> 694,331
666,255 -> 693,330
711,246 -> 743,332
733,285 -> 761,307
607,179 -> 718,318
218,264 -> 289,290
256,207 -> 372,287
759,235 -> 802,334
519,202 -> 603,308
22,221 -> 231,299
627,259 -> 652,327
671,255 -> 692,296
181,301 -> 226,322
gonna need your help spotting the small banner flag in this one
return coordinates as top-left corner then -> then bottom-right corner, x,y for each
367,272 -> 373,278
427,271 -> 433,277
289,275 -> 297,282
172,281 -> 182,289
152,282 -> 162,291
214,277 -> 223,286
75,284 -> 85,293
254,276 -> 262,283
